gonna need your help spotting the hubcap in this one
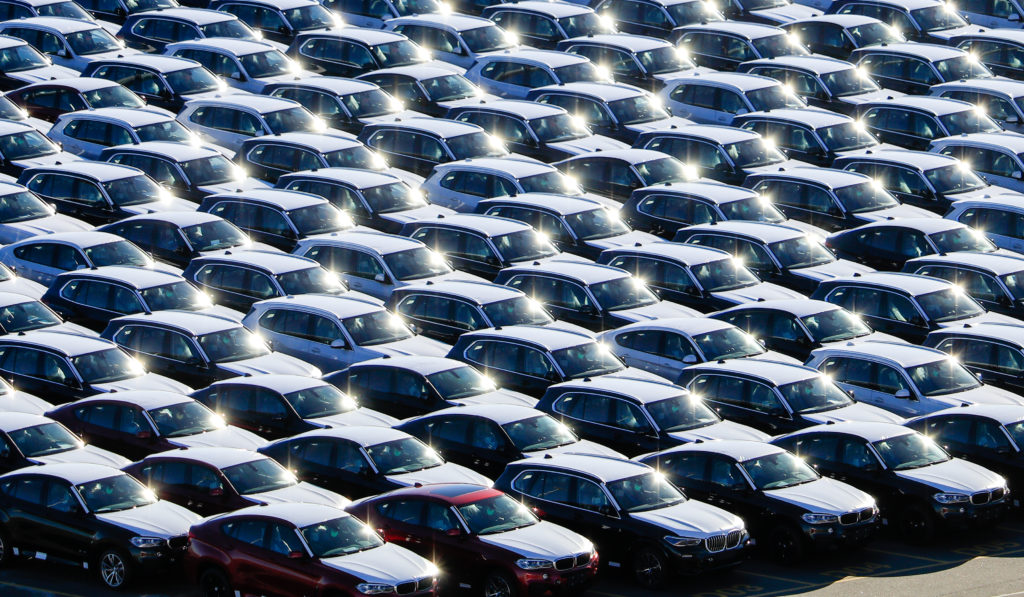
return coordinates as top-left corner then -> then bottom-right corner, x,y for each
636,552 -> 662,586
484,575 -> 512,597
101,553 -> 125,587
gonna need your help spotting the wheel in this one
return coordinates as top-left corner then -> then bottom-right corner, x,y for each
767,524 -> 804,565
482,570 -> 516,597
899,503 -> 936,543
632,546 -> 668,590
97,548 -> 133,590
199,567 -> 233,597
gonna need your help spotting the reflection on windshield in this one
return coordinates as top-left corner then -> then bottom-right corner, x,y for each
692,258 -> 760,292
692,327 -> 764,360
907,358 -> 981,396
285,384 -> 356,418
223,458 -> 296,494
591,276 -> 659,310
502,415 -> 576,451
606,473 -> 685,512
365,437 -> 443,474
427,365 -> 495,400
740,452 -> 818,490
147,401 -> 223,437
646,394 -> 720,432
458,494 -> 537,534
301,516 -> 384,558
801,308 -> 871,343
917,288 -> 985,323
778,376 -> 853,414
872,433 -> 949,470
481,296 -> 553,327
552,342 -> 624,378
77,475 -> 155,513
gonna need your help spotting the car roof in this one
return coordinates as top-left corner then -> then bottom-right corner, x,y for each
678,21 -> 787,40
831,271 -> 953,294
864,95 -> 974,115
9,230 -> 125,248
0,120 -> 43,136
667,71 -> 779,91
437,157 -> 555,177
748,167 -> 869,188
256,293 -> 383,317
847,0 -> 943,10
63,107 -> 174,127
933,78 -> 1024,97
281,167 -> 402,189
458,99 -> 565,120
491,1 -> 591,17
0,462 -> 126,485
91,54 -> 202,72
550,375 -> 686,403
243,132 -> 361,152
207,373 -> 328,394
267,76 -> 377,95
716,298 -> 842,318
195,250 -> 318,273
347,355 -> 468,376
391,13 -> 496,30
683,220 -> 807,242
366,483 -> 499,503
501,260 -> 630,284
301,231 -> 420,255
141,446 -> 262,469
169,37 -> 278,55
286,424 -> 410,446
461,324 -> 594,351
419,404 -> 541,425
207,188 -> 326,211
855,42 -> 965,61
231,0 -> 322,10
0,412 -> 54,432
479,193 -> 604,215
559,148 -> 669,164
609,317 -> 734,338
103,140 -> 223,162
853,217 -> 963,235
932,132 -> 1024,154
186,94 -> 297,113
907,252 -> 1024,276
0,35 -> 31,51
637,181 -> 760,203
842,148 -> 958,170
654,438 -> 783,461
531,81 -> 644,102
59,266 -> 181,289
108,211 -> 224,227
511,453 -> 649,482
0,291 -> 42,310
786,421 -> 913,442
927,322 -> 1024,347
951,195 -> 1024,212
567,33 -> 669,53
738,108 -> 851,128
138,7 -> 237,24
19,77 -> 122,92
686,359 -> 820,385
744,55 -> 853,74
72,390 -> 193,410
360,65 -> 462,80
786,14 -> 882,27
662,124 -> 759,145
413,213 -> 530,236
952,29 -> 1024,45
816,340 -> 949,367
393,279 -> 523,304
484,48 -> 589,68
370,118 -> 482,137
606,240 -> 731,264
114,310 -> 240,335
27,162 -> 142,182
220,502 -> 348,527
913,403 -> 1024,426
3,16 -> 99,33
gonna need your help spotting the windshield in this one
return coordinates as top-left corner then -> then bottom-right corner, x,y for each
365,437 -> 442,474
134,120 -> 192,143
165,66 -> 221,94
181,155 -> 239,186
636,157 -> 693,185
83,85 -> 145,109
462,24 -> 513,53
822,68 -> 880,97
637,46 -> 692,75
265,107 -> 321,134
140,282 -> 211,312
76,475 -> 155,513
0,299 -> 61,333
907,358 -> 981,396
198,327 -> 270,362
0,43 -> 49,72
458,494 -> 537,534
363,182 -> 426,214
720,195 -> 786,223
285,384 -> 356,418
9,422 -> 80,457
531,113 -> 589,143
503,415 -> 577,451
83,241 -> 150,267
834,181 -> 898,213
277,266 -> 345,295
384,247 -> 451,281
448,132 -> 508,160
372,40 -> 421,68
606,473 -> 685,512
284,5 -> 335,30
554,62 -> 606,84
66,28 -> 121,56
519,171 -> 582,195
492,229 -> 558,262
0,96 -> 23,121
607,95 -> 669,125
930,227 -> 996,253
239,50 -> 292,78
692,258 -> 760,292
747,85 -> 805,111
740,0 -> 788,8
872,432 -> 950,470
769,236 -> 834,269
422,74 -> 477,102
0,191 -> 50,223
647,394 -> 720,432
751,33 -> 809,58
343,310 -> 413,346
911,5 -> 968,31
38,0 -> 93,19
591,276 -> 658,310
481,296 -> 553,327
182,219 -> 248,251
917,287 -> 985,323
924,164 -> 987,194
847,21 -> 903,46
147,400 -> 223,437
393,0 -> 440,15
102,175 -> 165,207
301,516 -> 383,557
939,109 -> 1001,136
223,458 -> 296,494
289,204 -> 350,236
819,123 -> 878,152
1002,272 -> 1024,301
552,342 -> 625,378
801,308 -> 871,343
560,12 -> 614,37
341,89 -> 398,118
692,326 -> 764,360
779,376 -> 853,414
0,130 -> 58,160
565,207 -> 630,241
934,56 -> 992,81
740,452 -> 818,490
200,20 -> 258,40
427,365 -> 496,400
667,0 -> 724,23
1005,421 -> 1024,448
125,0 -> 177,10
71,348 -> 144,384
725,138 -> 786,168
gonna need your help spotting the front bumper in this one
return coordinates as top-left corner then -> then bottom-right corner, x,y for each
800,519 -> 879,547
515,553 -> 599,597
129,537 -> 188,572
665,533 -> 753,574
933,498 -> 1010,527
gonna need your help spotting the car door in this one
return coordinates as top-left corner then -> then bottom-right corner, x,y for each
392,293 -> 477,344
690,373 -> 793,433
334,248 -> 392,299
504,274 -> 600,330
462,339 -> 556,396
0,346 -> 84,402
35,479 -> 93,564
192,263 -> 279,311
287,437 -> 378,497
608,329 -> 695,378
250,522 -> 321,596
256,308 -> 343,372
112,324 -> 211,388
54,277 -> 144,331
0,476 -> 53,557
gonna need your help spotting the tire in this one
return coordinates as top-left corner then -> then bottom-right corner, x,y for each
632,546 -> 668,590
482,570 -> 517,597
899,503 -> 936,543
199,567 -> 233,597
97,548 -> 133,591
767,524 -> 804,565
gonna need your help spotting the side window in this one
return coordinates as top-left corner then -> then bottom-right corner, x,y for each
222,519 -> 268,547
572,478 -> 612,513
608,398 -> 652,432
708,456 -> 747,490
514,470 -> 572,503
838,437 -> 880,470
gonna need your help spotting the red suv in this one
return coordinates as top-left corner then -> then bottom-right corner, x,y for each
347,484 -> 599,597
185,503 -> 438,597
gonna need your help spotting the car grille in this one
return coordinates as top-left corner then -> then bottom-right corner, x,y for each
554,553 -> 590,570
397,578 -> 432,595
726,530 -> 742,548
706,534 -> 727,553
840,508 -> 875,525
166,535 -> 188,551
972,489 -> 1005,505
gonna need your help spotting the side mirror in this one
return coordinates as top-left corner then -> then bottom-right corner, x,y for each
186,356 -> 207,368
330,338 -> 348,349
374,273 -> 387,283
230,72 -> 247,82
1006,115 -> 1020,124
58,49 -> 71,59
0,446 -> 10,459
1010,12 -> 1021,20
1013,171 -> 1023,180
64,377 -> 80,389
894,389 -> 912,400
682,354 -> 697,364
135,430 -> 152,440
288,551 -> 306,560
996,445 -> 1013,455
921,189 -> 935,201
579,305 -> 598,315
278,25 -> 291,34
209,486 -> 224,497
445,527 -> 463,537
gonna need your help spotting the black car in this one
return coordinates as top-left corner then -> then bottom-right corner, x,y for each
906,253 -> 1024,319
737,55 -> 890,116
0,34 -> 77,92
851,43 -> 993,95
556,34 -> 700,91
0,412 -> 129,474
358,119 -> 508,178
79,0 -> 179,24
357,66 -> 495,118
0,463 -> 199,590
780,14 -> 905,60
233,133 -> 388,186
211,0 -> 338,44
98,212 -> 263,269
856,96 -> 1003,151
827,219 -> 999,271
672,21 -> 811,71
483,1 -> 615,48
7,77 -> 151,123
286,28 -> 427,78
952,30 -> 1024,80
117,8 -> 261,53
198,188 -> 351,251
555,149 -> 693,203
81,55 -> 225,113
827,0 -> 978,44
594,0 -> 724,37
733,108 -> 883,166
924,323 -> 1024,394
265,77 -> 414,135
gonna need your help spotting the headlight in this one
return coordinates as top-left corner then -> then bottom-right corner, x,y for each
664,535 -> 702,547
356,583 -> 395,595
516,558 -> 554,570
934,493 -> 970,504
801,513 -> 839,524
130,536 -> 165,548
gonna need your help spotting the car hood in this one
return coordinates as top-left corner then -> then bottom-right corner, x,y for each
6,64 -> 79,84
821,331 -> 903,349
191,305 -> 246,322
120,197 -> 197,215
197,177 -> 272,196
743,159 -> 815,175
0,277 -> 45,299
624,116 -> 694,135
244,482 -> 348,508
11,151 -> 81,171
381,204 -> 455,226
895,458 -> 1005,493
455,388 -> 538,408
164,426 -> 267,450
854,203 -> 937,223
836,89 -> 906,106
522,438 -> 624,459
218,353 -> 322,378
612,300 -> 701,323
948,187 -> 1024,202
43,321 -> 98,337
0,390 -> 52,415
396,271 -> 483,290
547,135 -> 630,156
359,110 -> 431,127
436,94 -> 502,111
630,499 -> 744,537
667,419 -> 771,443
789,260 -> 874,282
584,230 -> 661,251
937,311 -> 1024,330
307,407 -> 399,428
605,367 -> 673,383
800,402 -> 905,425
542,320 -> 594,336
926,25 -> 988,41
95,500 -> 200,538
198,241 -> 280,259
366,336 -> 450,359
80,49 -> 144,64
932,384 -> 1024,407
30,445 -> 130,468
0,213 -> 92,242
321,543 -> 435,584
711,282 -> 805,304
385,463 -> 491,487
749,3 -> 819,22
765,477 -> 873,515
92,373 -> 192,394
652,67 -> 714,83
477,521 -> 592,560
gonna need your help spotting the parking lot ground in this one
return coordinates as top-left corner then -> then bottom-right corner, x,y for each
4,521 -> 1024,597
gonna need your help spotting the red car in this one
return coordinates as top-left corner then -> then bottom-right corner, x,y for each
347,484 -> 598,597
185,503 -> 438,597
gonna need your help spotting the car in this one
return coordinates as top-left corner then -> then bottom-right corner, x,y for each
539,376 -> 769,455
243,294 -> 449,372
0,463 -> 201,589
672,21 -> 811,71
743,167 -> 937,233
18,162 -> 197,226
0,290 -> 95,337
717,0 -> 818,24
659,72 -> 807,126
832,148 -> 1019,214
402,213 -> 589,280
806,340 -> 1024,416
47,391 -> 265,459
637,441 -> 878,562
851,43 -> 993,96
276,168 -> 454,234
527,81 -> 694,144
446,325 -> 667,396
259,425 -> 491,497
0,372 -> 52,415
386,280 -> 585,344
597,241 -> 805,311
0,34 -> 76,91
324,355 -> 536,418
0,120 -> 78,178
357,118 -> 509,178
396,404 -> 624,475
780,14 -> 905,59
633,125 -> 811,185
386,13 -> 517,70
856,96 -> 1006,151
673,221 -> 872,295
827,0 -> 983,44
947,195 -> 1024,253
773,422 -> 1009,540
0,412 -> 128,473
0,262 -> 45,299
599,317 -> 800,379
0,0 -> 114,26
0,17 -> 140,72
164,38 -> 313,93
555,148 -> 695,202
80,54 -> 228,113
0,181 -> 90,244
593,0 -> 724,36
465,48 -> 610,100
264,76 -> 426,135
124,447 -> 347,514
737,55 -> 896,115
211,0 -> 339,44
185,503 -> 438,597
347,484 -> 597,597
184,250 -> 352,311
905,252 -> 1024,318
734,109 -> 887,167
191,374 -> 397,437
950,29 -> 1024,81
556,33 -> 706,92
475,194 -> 656,259
924,322 -> 1024,393
294,230 -> 482,300
286,27 -> 448,79
326,0 -> 445,28
48,106 -> 202,160
117,7 -> 264,53
483,1 -> 615,49
199,189 -> 353,251
930,133 -> 1024,194
357,65 -> 498,118
494,454 -> 750,587
82,0 -> 180,24
7,77 -> 159,123
710,298 -> 903,360
448,99 -> 629,162
827,218 -> 1001,271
